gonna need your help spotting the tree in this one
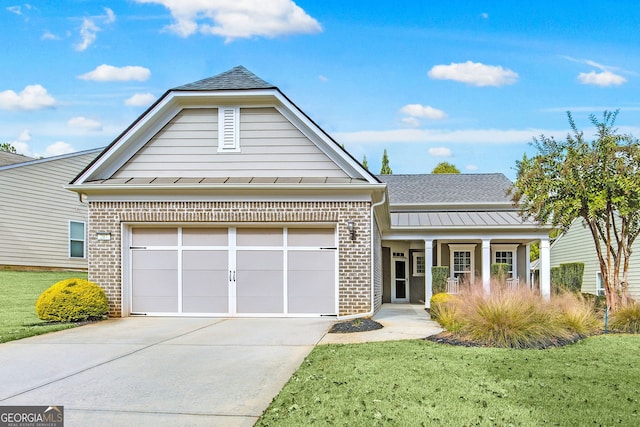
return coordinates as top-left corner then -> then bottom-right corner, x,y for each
380,149 -> 392,175
511,110 -> 640,312
362,155 -> 369,170
431,161 -> 460,174
0,142 -> 17,153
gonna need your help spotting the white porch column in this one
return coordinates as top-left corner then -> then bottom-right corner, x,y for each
424,239 -> 433,309
540,238 -> 551,299
525,243 -> 531,289
482,239 -> 491,295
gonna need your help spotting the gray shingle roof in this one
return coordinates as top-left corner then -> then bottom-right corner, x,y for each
377,173 -> 513,205
173,66 -> 276,91
0,151 -> 33,167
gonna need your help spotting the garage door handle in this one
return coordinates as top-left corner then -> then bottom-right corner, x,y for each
233,271 -> 236,282
320,247 -> 337,250
229,270 -> 236,282
130,246 -> 147,250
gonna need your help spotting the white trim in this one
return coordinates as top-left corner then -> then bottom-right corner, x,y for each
217,107 -> 240,152
68,220 -> 86,259
448,244 -> 477,282
79,192 -> 377,203
596,271 -> 605,296
491,243 -> 519,278
412,251 -> 425,276
391,251 -> 409,302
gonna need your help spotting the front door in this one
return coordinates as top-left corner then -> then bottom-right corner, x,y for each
392,254 -> 409,302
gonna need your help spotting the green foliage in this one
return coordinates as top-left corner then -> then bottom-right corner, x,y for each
361,155 -> 368,170
0,271 -> 87,343
431,161 -> 460,174
609,302 -> 640,333
430,292 -> 462,330
379,148 -> 392,174
36,278 -> 108,322
511,110 -> 640,310
490,263 -> 510,282
552,263 -> 585,293
0,142 -> 17,153
553,291 -> 601,336
431,266 -> 449,294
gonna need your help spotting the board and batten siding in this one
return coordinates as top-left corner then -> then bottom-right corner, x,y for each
0,151 -> 99,269
113,107 -> 349,178
550,218 -> 640,299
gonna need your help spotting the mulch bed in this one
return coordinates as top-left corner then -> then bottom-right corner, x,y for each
329,318 -> 383,333
425,331 -> 590,349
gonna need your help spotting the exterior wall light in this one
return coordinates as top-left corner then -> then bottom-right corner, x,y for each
347,219 -> 356,241
96,231 -> 112,241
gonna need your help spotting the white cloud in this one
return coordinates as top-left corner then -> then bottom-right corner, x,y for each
78,64 -> 151,82
125,93 -> 157,106
0,84 -> 56,110
335,127 -> 563,145
7,5 -> 23,15
319,75 -> 328,82
428,147 -> 452,157
466,164 -> 479,171
44,141 -> 75,157
428,61 -> 519,87
12,141 -> 32,157
18,129 -> 31,142
41,31 -> 60,40
400,104 -> 447,120
74,8 -> 117,51
578,70 -> 627,87
481,12 -> 489,19
401,117 -> 421,127
134,0 -> 322,41
68,116 -> 103,131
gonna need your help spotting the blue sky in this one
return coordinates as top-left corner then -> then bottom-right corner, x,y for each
3,1 -> 640,179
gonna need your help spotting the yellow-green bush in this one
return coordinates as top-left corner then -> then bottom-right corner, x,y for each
36,278 -> 108,322
430,292 -> 456,321
610,302 -> 640,333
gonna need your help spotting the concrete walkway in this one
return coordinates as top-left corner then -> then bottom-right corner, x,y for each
320,303 -> 443,344
0,317 -> 331,427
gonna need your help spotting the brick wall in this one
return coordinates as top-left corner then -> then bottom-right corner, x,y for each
88,201 -> 371,317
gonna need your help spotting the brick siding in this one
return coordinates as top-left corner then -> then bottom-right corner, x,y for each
88,201 -> 371,317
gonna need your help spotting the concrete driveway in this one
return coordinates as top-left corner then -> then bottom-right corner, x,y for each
0,317 -> 331,426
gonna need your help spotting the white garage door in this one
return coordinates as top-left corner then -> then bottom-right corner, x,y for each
129,226 -> 336,316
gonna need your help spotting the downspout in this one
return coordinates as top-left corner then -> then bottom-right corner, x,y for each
369,191 -> 386,316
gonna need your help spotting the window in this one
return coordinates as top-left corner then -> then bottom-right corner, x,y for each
596,272 -> 605,296
69,221 -> 86,258
492,244 -> 518,278
413,252 -> 425,276
218,107 -> 240,152
449,244 -> 476,282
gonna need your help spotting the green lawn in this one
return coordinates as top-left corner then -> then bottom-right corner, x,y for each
0,270 -> 88,343
257,335 -> 640,426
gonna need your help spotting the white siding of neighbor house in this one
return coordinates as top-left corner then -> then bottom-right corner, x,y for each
551,218 -> 640,299
0,151 -> 99,269
113,107 -> 349,178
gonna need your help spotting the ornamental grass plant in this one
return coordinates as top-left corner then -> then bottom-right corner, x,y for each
432,282 -> 601,348
609,301 -> 640,333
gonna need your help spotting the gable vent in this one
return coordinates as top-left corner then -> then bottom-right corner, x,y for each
218,107 -> 240,152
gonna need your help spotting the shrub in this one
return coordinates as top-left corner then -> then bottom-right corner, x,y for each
429,293 -> 462,330
551,267 -> 563,290
609,302 -> 640,334
36,278 -> 108,322
559,263 -> 585,293
490,263 -> 510,283
431,266 -> 449,294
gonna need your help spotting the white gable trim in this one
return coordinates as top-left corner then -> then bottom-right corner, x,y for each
74,89 -> 377,185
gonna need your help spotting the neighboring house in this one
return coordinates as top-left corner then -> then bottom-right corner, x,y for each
0,149 -> 102,270
68,66 -> 553,318
0,151 -> 33,166
550,218 -> 640,300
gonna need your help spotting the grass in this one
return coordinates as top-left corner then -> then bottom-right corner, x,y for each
257,335 -> 640,426
610,302 -> 640,333
0,270 -> 88,343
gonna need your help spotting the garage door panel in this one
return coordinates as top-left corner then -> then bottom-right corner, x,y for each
237,296 -> 283,313
133,296 -> 180,313
236,250 -> 282,270
288,251 -> 335,314
131,250 -> 178,312
182,228 -> 228,246
183,250 -> 228,313
236,228 -> 283,246
132,228 -> 178,246
288,228 -> 335,247
183,250 -> 228,270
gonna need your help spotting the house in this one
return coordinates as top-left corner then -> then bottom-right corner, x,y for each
68,66 -> 553,318
550,218 -> 640,300
0,149 -> 101,270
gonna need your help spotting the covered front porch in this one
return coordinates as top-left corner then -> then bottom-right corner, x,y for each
381,234 -> 551,308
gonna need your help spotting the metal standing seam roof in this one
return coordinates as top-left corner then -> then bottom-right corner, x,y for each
85,177 -> 369,185
390,210 -> 534,228
377,173 -> 514,205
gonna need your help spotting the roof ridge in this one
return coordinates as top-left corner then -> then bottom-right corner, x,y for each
172,65 -> 276,91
